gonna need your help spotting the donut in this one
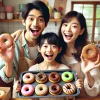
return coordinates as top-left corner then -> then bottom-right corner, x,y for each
0,90 -> 5,99
23,73 -> 35,84
63,83 -> 76,94
0,33 -> 13,50
49,83 -> 62,95
21,84 -> 34,96
48,72 -> 61,83
35,72 -> 48,83
61,71 -> 74,82
82,44 -> 98,61
35,84 -> 48,96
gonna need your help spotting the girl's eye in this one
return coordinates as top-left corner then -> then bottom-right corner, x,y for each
52,45 -> 57,48
39,18 -> 44,22
72,25 -> 77,28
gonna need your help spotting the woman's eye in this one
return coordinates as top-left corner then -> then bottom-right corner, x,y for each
29,17 -> 33,21
63,23 -> 67,27
43,45 -> 47,48
52,45 -> 57,48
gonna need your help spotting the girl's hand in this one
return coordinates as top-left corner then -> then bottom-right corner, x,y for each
13,80 -> 21,93
81,54 -> 100,74
0,43 -> 15,63
11,30 -> 22,41
75,79 -> 83,90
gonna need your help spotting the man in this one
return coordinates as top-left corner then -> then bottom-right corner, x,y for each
0,0 -> 50,97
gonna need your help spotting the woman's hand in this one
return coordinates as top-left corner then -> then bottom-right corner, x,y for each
75,79 -> 83,90
11,30 -> 22,41
81,54 -> 100,74
13,80 -> 21,93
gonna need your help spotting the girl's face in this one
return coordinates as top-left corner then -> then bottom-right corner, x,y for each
61,17 -> 84,44
38,40 -> 61,63
23,9 -> 47,41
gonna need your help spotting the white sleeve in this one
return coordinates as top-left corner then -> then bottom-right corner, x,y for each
59,64 -> 70,70
28,64 -> 39,71
84,68 -> 100,96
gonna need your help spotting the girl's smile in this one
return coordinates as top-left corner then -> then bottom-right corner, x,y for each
38,40 -> 61,63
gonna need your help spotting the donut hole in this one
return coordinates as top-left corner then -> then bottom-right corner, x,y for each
39,87 -> 43,91
26,88 -> 29,91
52,86 -> 57,91
26,76 -> 30,79
67,86 -> 71,89
39,75 -> 43,78
87,49 -> 92,54
4,38 -> 11,46
65,74 -> 69,78
52,75 -> 56,78
4,39 -> 7,42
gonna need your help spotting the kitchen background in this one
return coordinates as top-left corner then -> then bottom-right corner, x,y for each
0,0 -> 100,43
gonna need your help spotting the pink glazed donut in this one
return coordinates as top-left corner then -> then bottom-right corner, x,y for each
21,84 -> 34,96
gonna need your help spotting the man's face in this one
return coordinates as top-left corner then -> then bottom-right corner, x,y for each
23,9 -> 46,41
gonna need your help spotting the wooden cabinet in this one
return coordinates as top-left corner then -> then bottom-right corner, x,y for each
0,19 -> 61,22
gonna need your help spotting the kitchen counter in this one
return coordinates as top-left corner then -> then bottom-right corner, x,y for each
10,97 -> 100,100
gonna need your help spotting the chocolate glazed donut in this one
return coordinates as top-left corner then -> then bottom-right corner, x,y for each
49,83 -> 62,95
48,72 -> 61,83
36,72 -> 48,83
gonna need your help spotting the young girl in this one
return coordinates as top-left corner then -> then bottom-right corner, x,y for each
58,11 -> 100,97
14,32 -> 83,100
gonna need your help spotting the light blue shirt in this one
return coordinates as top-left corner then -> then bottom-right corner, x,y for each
0,30 -> 37,83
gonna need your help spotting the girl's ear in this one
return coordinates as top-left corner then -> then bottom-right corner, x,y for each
58,47 -> 62,53
37,46 -> 41,52
22,19 -> 25,26
79,28 -> 85,35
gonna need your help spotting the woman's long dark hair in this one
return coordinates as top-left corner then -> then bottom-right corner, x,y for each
58,11 -> 88,61
36,32 -> 62,63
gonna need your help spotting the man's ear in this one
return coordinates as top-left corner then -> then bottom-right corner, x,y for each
58,47 -> 62,53
22,19 -> 25,26
80,28 -> 85,35
37,46 -> 41,52
45,23 -> 48,28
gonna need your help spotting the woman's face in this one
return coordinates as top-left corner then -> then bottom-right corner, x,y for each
23,9 -> 46,41
61,17 -> 83,44
38,40 -> 61,63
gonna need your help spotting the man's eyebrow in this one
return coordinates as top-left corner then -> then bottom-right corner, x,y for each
28,14 -> 44,18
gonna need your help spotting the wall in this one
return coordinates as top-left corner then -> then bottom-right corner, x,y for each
0,0 -> 61,35
0,0 -> 99,37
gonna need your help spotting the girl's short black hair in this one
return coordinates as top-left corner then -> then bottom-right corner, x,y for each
22,0 -> 50,24
38,32 -> 61,48
36,32 -> 62,63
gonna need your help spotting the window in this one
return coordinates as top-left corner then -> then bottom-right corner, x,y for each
72,2 -> 100,43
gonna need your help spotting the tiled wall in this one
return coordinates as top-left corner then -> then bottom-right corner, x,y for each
0,22 -> 61,35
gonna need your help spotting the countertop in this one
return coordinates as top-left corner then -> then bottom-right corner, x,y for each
10,97 -> 100,100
